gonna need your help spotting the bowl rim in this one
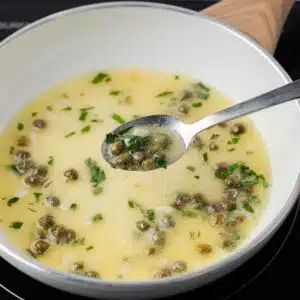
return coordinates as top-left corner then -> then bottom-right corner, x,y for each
0,0 -> 299,288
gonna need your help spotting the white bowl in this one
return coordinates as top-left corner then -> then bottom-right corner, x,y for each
0,2 -> 299,299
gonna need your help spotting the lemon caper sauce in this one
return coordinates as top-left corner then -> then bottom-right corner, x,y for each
0,69 -> 269,280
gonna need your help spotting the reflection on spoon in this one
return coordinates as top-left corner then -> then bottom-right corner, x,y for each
102,79 -> 300,171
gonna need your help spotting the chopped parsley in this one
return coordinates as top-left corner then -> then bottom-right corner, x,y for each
106,133 -> 118,144
195,91 -> 209,100
70,203 -> 78,210
154,156 -> 167,169
61,106 -> 72,111
10,221 -> 23,229
79,110 -> 88,121
182,210 -> 198,218
112,113 -> 125,124
228,137 -> 240,145
80,107 -> 95,111
17,122 -> 24,131
110,90 -> 121,96
228,148 -> 236,152
85,158 -> 106,191
91,72 -> 109,84
92,213 -> 103,222
73,237 -> 85,246
33,192 -> 42,202
156,91 -> 173,97
65,131 -> 76,138
46,105 -> 53,111
31,112 -> 37,117
203,152 -> 208,162
9,146 -> 15,155
192,102 -> 202,108
61,93 -> 69,99
128,199 -> 136,208
86,245 -> 94,251
7,197 -> 19,207
243,202 -> 254,213
47,156 -> 54,166
81,125 -> 90,133
146,209 -> 155,222
6,164 -> 21,176
93,186 -> 103,196
174,75 -> 180,80
194,82 -> 210,92
210,134 -> 220,140
186,165 -> 195,172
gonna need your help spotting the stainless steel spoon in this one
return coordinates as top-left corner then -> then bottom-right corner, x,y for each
102,79 -> 300,169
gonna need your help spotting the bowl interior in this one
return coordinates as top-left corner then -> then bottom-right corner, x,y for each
0,3 -> 299,278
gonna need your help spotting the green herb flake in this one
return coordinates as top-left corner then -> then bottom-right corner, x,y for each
249,196 -> 261,205
194,175 -> 200,180
85,158 -> 106,187
128,200 -> 136,208
61,93 -> 69,99
91,119 -> 103,123
7,197 -> 19,207
257,174 -> 269,188
156,91 -> 173,97
86,245 -> 94,251
154,156 -> 167,169
203,152 -> 208,162
9,146 -> 15,155
106,133 -> 118,144
33,192 -> 42,202
146,209 -> 155,222
91,72 -> 109,84
182,210 -> 198,218
73,237 -> 85,246
93,186 -> 103,196
174,75 -> 180,80
65,131 -> 76,138
46,105 -> 53,111
6,164 -> 21,176
28,208 -> 37,213
31,112 -> 38,117
10,221 -> 23,229
79,110 -> 88,121
70,203 -> 78,210
228,137 -> 240,145
243,202 -> 254,213
61,106 -> 72,111
228,148 -> 236,152
17,122 -> 24,131
105,77 -> 112,83
47,156 -> 54,166
192,102 -> 202,108
110,90 -> 121,96
195,82 -> 210,92
210,134 -> 220,140
81,125 -> 90,133
92,213 -> 103,222
112,113 -> 125,124
80,107 -> 95,111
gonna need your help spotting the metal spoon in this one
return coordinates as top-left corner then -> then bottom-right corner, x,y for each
102,79 -> 300,169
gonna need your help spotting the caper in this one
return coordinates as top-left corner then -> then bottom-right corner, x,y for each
33,119 -> 47,129
32,165 -> 48,177
230,123 -> 246,135
49,225 -> 67,244
177,103 -> 189,115
109,141 -> 124,156
172,260 -> 187,273
173,193 -> 191,209
45,196 -> 60,207
209,141 -> 219,151
14,150 -> 31,161
136,220 -> 150,232
154,267 -> 172,278
84,270 -> 100,278
112,153 -> 133,169
196,243 -> 212,254
70,261 -> 84,273
17,135 -> 29,147
160,215 -> 176,228
152,231 -> 166,246
132,152 -> 145,163
33,228 -> 47,239
15,159 -> 35,174
222,188 -> 239,201
65,229 -> 76,243
224,174 -> 240,187
64,168 -> 79,182
24,175 -> 43,187
141,158 -> 155,171
145,247 -> 156,256
190,193 -> 207,210
151,133 -> 170,150
30,239 -> 50,255
37,214 -> 55,230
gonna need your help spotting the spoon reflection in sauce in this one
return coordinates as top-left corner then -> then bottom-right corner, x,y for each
102,79 -> 300,171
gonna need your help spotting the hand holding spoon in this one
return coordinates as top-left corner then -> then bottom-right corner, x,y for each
102,79 -> 300,170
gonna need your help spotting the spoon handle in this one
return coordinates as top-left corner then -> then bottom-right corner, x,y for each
190,79 -> 300,136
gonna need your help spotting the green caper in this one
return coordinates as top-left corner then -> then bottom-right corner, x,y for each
37,214 -> 55,230
151,133 -> 170,149
24,175 -> 43,187
15,160 -> 35,174
33,119 -> 47,129
222,188 -> 239,201
17,135 -> 29,147
64,168 -> 79,182
112,153 -> 133,169
145,247 -> 156,256
14,150 -> 31,161
172,260 -> 187,273
152,231 -> 166,246
136,220 -> 150,232
30,239 -> 50,255
196,243 -> 212,254
132,152 -> 145,163
154,267 -> 172,278
109,141 -> 124,156
45,196 -> 60,207
141,158 -> 155,171
224,174 -> 240,187
32,165 -> 48,177
49,225 -> 67,244
173,193 -> 191,209
160,215 -> 176,228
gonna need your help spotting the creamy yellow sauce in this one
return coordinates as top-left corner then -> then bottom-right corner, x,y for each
0,69 -> 270,280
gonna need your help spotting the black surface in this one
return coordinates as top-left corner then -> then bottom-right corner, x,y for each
0,1 -> 300,300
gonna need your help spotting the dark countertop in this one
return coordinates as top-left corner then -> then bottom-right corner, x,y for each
0,1 -> 299,300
